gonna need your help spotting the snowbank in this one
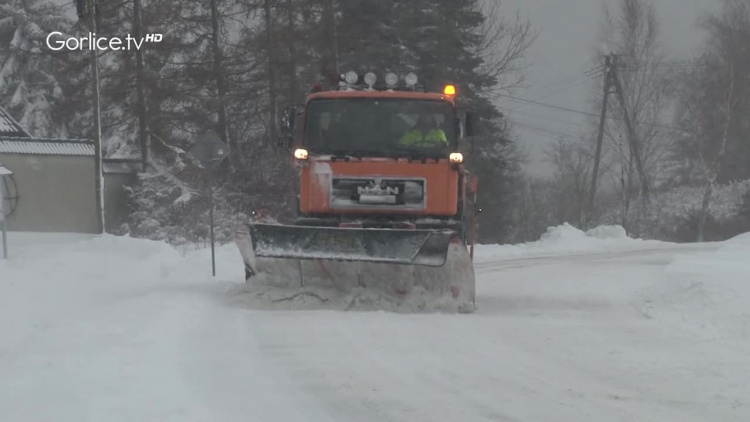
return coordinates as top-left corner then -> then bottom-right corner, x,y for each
636,232 -> 750,346
0,234 -> 327,422
666,231 -> 750,276
474,223 -> 667,262
0,234 -> 243,348
4,231 -> 95,249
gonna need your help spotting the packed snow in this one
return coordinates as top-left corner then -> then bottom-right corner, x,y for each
473,222 -> 669,261
1,225 -> 749,421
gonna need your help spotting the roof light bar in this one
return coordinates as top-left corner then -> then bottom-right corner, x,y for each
344,71 -> 358,85
385,72 -> 399,87
405,72 -> 418,87
364,72 -> 377,88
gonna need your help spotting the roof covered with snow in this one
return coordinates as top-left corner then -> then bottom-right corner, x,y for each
0,107 -> 31,138
0,137 -> 94,156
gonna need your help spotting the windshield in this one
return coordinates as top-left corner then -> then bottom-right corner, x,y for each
304,98 -> 456,158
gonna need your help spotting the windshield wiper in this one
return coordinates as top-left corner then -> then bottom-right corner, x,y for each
325,150 -> 375,160
329,149 -> 398,160
390,146 -> 445,161
313,147 -> 444,161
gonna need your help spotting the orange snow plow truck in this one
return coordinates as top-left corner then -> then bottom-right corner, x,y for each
235,71 -> 480,313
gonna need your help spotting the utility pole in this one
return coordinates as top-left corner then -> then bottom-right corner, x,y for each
80,0 -> 105,234
586,55 -> 615,227
133,0 -> 150,172
263,0 -> 278,146
586,54 -> 651,227
0,168 -> 10,260
210,0 -> 231,159
609,55 -> 650,203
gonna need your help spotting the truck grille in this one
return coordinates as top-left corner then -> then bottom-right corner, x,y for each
330,177 -> 426,210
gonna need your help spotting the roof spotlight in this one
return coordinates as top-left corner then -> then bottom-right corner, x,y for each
364,72 -> 377,87
345,71 -> 358,85
385,72 -> 399,87
405,72 -> 418,87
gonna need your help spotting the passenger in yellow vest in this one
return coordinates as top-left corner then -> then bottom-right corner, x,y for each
398,112 -> 447,147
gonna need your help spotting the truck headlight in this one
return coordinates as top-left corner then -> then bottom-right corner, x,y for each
294,148 -> 308,160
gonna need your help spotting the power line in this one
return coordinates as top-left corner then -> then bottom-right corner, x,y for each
502,94 -> 681,132
504,95 -> 601,118
508,65 -> 603,113
511,120 -> 587,143
507,109 -> 587,129
528,74 -> 599,103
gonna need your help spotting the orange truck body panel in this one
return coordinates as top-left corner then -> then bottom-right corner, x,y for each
300,158 -> 460,216
297,89 -> 462,218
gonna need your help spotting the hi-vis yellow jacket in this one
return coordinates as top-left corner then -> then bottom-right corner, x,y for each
398,129 -> 448,147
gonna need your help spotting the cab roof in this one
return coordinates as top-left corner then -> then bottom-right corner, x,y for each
306,90 -> 455,105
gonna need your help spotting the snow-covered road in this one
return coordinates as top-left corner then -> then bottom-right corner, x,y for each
1,227 -> 748,421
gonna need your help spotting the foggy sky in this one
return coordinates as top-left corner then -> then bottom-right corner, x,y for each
496,0 -> 719,178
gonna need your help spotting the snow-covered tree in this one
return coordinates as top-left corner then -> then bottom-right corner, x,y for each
741,190 -> 750,219
672,0 -> 749,241
0,0 -> 74,137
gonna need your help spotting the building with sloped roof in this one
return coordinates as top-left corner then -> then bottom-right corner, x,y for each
0,107 -> 139,233
0,109 -> 31,138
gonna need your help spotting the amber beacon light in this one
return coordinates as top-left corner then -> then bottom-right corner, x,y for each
443,84 -> 457,96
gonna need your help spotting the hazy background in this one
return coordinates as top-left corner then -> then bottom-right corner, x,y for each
496,0 -> 719,177
51,0 -> 719,178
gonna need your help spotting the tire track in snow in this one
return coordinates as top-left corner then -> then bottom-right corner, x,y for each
474,243 -> 719,274
251,313 -> 427,422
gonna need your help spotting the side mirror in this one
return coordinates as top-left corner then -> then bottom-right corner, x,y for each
278,104 -> 303,150
279,106 -> 295,136
465,112 -> 479,137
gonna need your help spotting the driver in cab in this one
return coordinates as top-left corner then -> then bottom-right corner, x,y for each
398,112 -> 447,147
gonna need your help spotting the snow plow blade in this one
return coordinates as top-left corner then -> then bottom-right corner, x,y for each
248,223 -> 452,266
235,224 -> 476,313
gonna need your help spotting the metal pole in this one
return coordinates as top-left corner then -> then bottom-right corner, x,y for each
610,55 -> 649,202
1,178 -> 7,260
87,0 -> 104,234
208,167 -> 216,277
133,0 -> 150,172
587,55 -> 612,227
470,175 -> 478,261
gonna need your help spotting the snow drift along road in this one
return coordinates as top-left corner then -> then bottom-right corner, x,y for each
0,226 -> 748,421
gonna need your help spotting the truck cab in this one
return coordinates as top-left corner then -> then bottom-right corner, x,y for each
278,71 -> 477,231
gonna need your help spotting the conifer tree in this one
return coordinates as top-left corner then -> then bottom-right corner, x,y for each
0,0 -> 75,137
